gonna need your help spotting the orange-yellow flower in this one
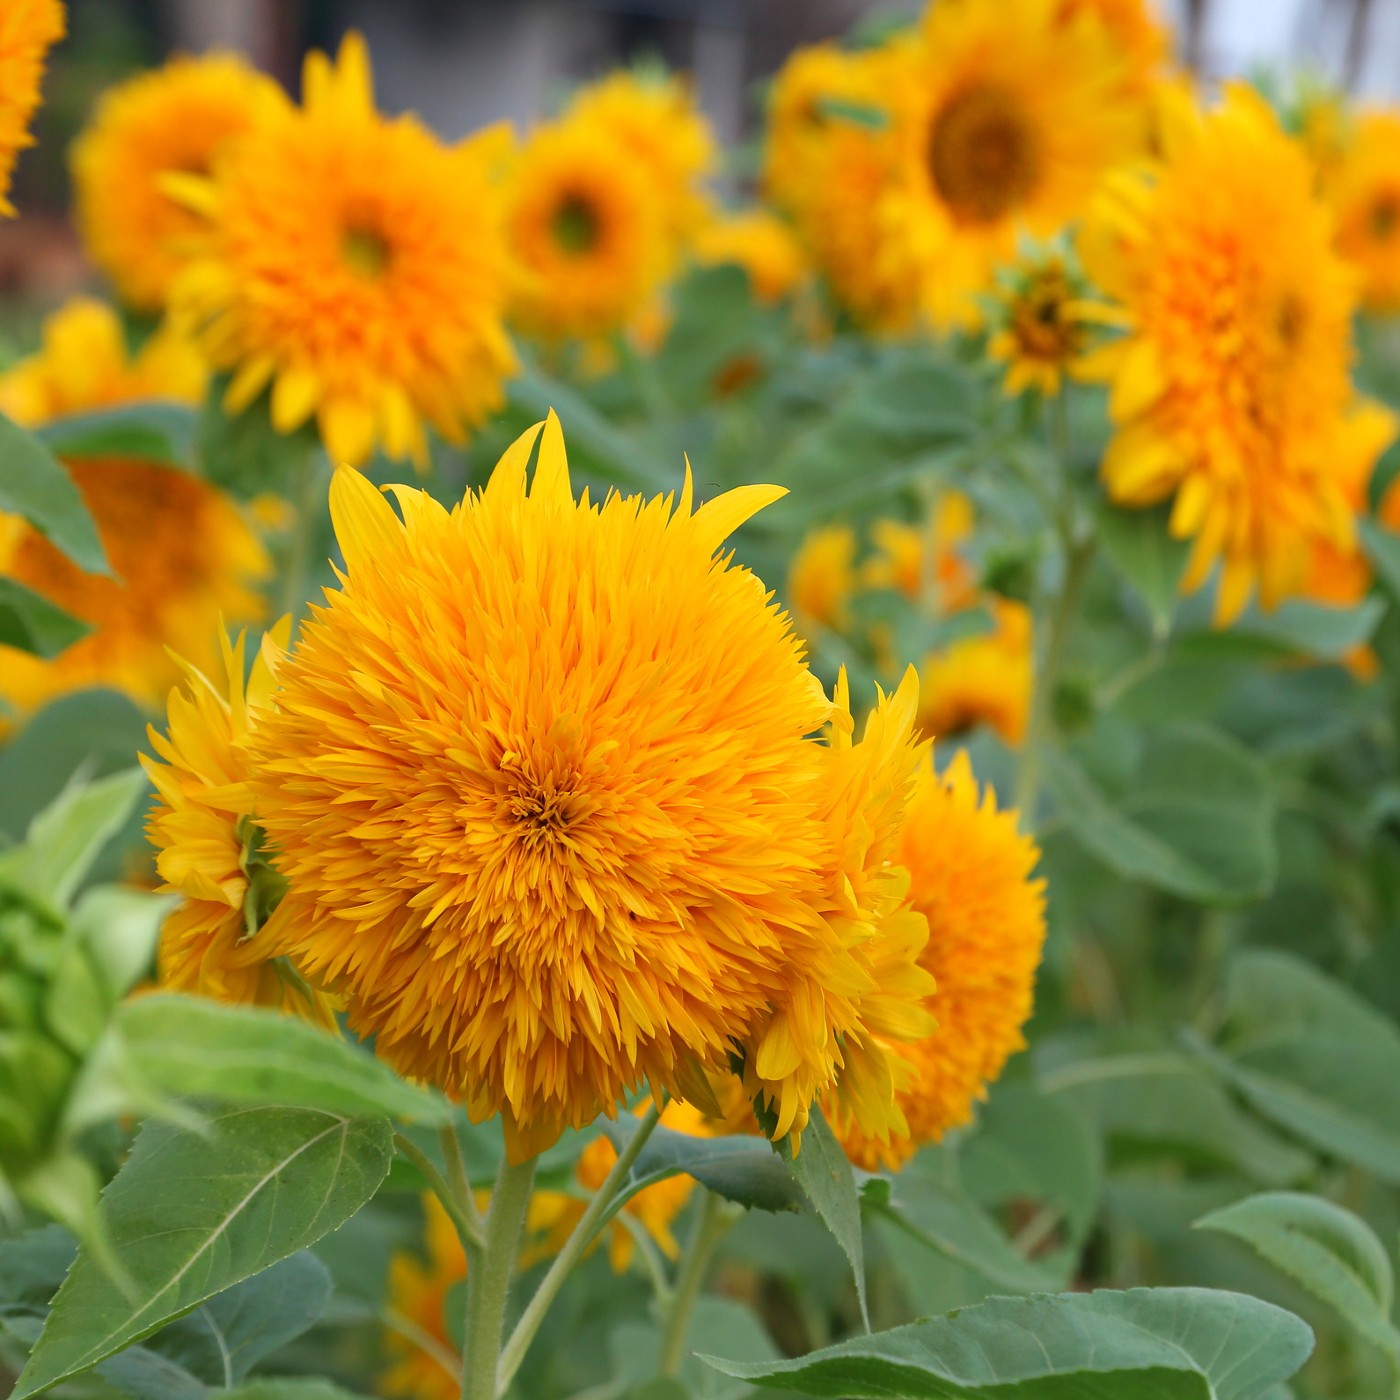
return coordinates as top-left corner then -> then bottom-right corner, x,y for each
0,296 -> 206,426
0,0 -> 64,216
917,599 -> 1033,748
987,254 -> 1099,397
787,523 -> 857,636
862,493 -> 978,613
831,750 -> 1046,1170
1081,85 -> 1388,624
70,52 -> 285,311
1056,0 -> 1168,99
1331,109 -> 1400,314
382,1194 -> 466,1400
694,208 -> 807,305
172,33 -> 515,467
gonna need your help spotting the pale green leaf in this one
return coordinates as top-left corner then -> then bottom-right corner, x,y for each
0,412 -> 107,573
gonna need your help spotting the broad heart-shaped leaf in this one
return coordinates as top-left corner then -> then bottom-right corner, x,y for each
1045,724 -> 1275,905
0,413 -> 108,574
704,1287 -> 1313,1399
39,402 -> 198,468
1095,500 -> 1190,635
0,578 -> 90,658
777,1106 -> 869,1329
108,995 -> 452,1125
1196,1192 -> 1400,1359
13,1106 -> 393,1398
1198,950 -> 1400,1185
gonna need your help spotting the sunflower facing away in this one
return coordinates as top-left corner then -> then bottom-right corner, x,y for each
0,0 -> 63,215
142,622 -> 335,1023
71,52 -> 285,311
831,750 -> 1046,1171
0,457 -> 268,714
1331,110 -> 1400,314
171,32 -> 515,467
1080,84 -> 1391,624
247,413 -> 930,1158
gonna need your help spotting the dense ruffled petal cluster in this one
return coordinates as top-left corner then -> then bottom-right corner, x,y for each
1081,85 -> 1393,623
171,33 -> 515,466
70,51 -> 285,310
0,0 -> 63,216
831,751 -> 1046,1170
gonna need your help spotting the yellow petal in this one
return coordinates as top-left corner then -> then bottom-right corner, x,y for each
329,466 -> 402,574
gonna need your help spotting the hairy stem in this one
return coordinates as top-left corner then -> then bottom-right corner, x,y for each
392,1130 -> 484,1254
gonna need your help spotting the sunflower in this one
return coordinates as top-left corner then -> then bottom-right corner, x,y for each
248,414 -> 924,1159
1080,84 -> 1386,624
0,457 -> 269,713
694,208 -> 807,305
787,522 -> 857,636
1331,110 -> 1400,314
0,0 -> 64,216
382,1193 -> 467,1400
1293,80 -> 1353,190
884,0 -> 1142,330
0,296 -> 206,426
862,492 -> 978,612
171,33 -> 515,467
831,749 -> 1046,1171
141,623 -> 335,1023
504,111 -> 673,348
986,253 -> 1099,396
1056,0 -> 1168,99
916,599 -> 1033,747
70,52 -> 285,311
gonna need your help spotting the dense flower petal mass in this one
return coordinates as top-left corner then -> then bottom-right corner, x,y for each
0,0 -> 63,216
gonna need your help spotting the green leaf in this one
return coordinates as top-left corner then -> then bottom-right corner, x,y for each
39,404 -> 198,468
220,1383 -> 376,1400
1095,500 -> 1190,635
108,995 -> 452,1124
1361,516 -> 1400,598
0,412 -> 107,574
1200,950 -> 1400,1185
12,1106 -> 393,1398
1,1315 -> 209,1400
610,1297 -> 780,1400
1232,596 -> 1385,660
0,579 -> 89,658
1196,1191 -> 1400,1358
704,1287 -> 1313,1398
778,1105 -> 869,1329
1045,725 -> 1275,905
0,1224 -> 76,1307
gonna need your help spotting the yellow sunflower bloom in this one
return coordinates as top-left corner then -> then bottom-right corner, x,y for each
873,0 -> 1142,331
1080,84 -> 1386,624
862,493 -> 978,612
831,750 -> 1045,1170
0,296 -> 206,426
171,32 -> 515,467
694,208 -> 807,305
142,622 -> 335,1024
70,52 -> 285,311
787,522 -> 857,636
916,599 -> 1033,748
986,254 -> 1099,397
247,413 -> 922,1160
1331,109 -> 1400,314
0,0 -> 64,216
0,457 -> 268,713
1056,0 -> 1168,99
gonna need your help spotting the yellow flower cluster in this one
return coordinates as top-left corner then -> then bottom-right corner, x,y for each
0,0 -> 63,215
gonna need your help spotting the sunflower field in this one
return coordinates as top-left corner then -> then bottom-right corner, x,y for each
12,0 -> 1400,1395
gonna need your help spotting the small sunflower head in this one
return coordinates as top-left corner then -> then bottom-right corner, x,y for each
986,251 -> 1098,396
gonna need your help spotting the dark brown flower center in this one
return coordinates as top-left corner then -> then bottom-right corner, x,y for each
342,225 -> 391,279
552,194 -> 601,255
928,83 -> 1040,225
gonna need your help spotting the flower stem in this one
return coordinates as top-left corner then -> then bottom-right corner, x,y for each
439,1122 -> 486,1242
658,1189 -> 732,1378
462,1151 -> 537,1400
391,1130 -> 484,1254
496,1101 -> 665,1395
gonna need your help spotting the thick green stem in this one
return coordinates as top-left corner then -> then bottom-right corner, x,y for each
461,1152 -> 537,1400
658,1190 -> 732,1378
496,1101 -> 665,1394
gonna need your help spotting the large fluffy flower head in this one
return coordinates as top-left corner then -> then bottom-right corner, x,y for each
248,413 -> 888,1159
0,0 -> 63,216
0,457 -> 268,714
0,296 -> 206,427
885,0 -> 1142,329
831,750 -> 1046,1170
1081,84 -> 1389,624
142,622 -> 334,1023
70,52 -> 285,311
1331,110 -> 1400,314
171,32 -> 515,467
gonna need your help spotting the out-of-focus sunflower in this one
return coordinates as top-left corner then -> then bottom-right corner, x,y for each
1056,0 -> 1168,99
142,622 -> 335,1023
986,254 -> 1099,396
1081,84 -> 1387,624
1293,80 -> 1353,190
70,52 -> 285,311
694,208 -> 807,305
882,0 -> 1142,330
248,414 -> 921,1160
1331,110 -> 1400,314
831,750 -> 1046,1170
0,0 -> 64,216
171,33 -> 515,467
0,457 -> 269,713
788,522 -> 857,636
0,296 -> 206,426
916,599 -> 1033,747
504,112 -> 671,348
382,1194 -> 466,1400
862,493 -> 978,612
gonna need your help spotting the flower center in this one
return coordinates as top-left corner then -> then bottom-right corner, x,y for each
342,225 -> 391,279
1372,196 -> 1399,241
927,83 -> 1039,225
1012,272 -> 1080,361
552,194 -> 600,255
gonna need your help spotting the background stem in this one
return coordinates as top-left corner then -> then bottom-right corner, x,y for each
658,1190 -> 731,1378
